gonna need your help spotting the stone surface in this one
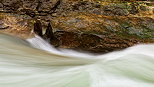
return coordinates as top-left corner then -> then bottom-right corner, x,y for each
0,13 -> 34,39
47,12 -> 154,52
51,12 -> 154,39
0,0 -> 154,53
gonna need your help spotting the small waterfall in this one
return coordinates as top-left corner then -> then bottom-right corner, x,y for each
27,35 -> 95,58
0,33 -> 154,87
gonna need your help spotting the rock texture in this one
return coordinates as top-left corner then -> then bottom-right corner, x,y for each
0,0 -> 154,53
47,12 -> 154,52
0,13 -> 34,39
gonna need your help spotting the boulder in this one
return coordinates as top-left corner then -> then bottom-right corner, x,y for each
44,12 -> 154,53
0,0 -> 153,53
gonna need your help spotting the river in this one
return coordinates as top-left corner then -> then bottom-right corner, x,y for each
0,33 -> 154,87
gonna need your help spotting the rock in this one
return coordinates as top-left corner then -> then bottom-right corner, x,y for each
0,20 -> 9,30
51,12 -> 154,38
0,13 -> 34,39
54,1 -> 151,17
0,0 -> 154,53
102,4 -> 130,16
1,0 -> 22,11
53,31 -> 80,48
0,0 -> 60,17
34,20 -> 43,37
42,12 -> 154,53
43,22 -> 54,39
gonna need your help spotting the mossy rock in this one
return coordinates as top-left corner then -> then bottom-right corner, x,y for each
42,12 -> 154,53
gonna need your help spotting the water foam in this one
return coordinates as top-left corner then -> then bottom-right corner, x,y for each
0,34 -> 153,87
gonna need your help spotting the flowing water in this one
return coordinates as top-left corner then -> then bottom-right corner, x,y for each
0,33 -> 154,87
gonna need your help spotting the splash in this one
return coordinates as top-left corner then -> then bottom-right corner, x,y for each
0,33 -> 154,87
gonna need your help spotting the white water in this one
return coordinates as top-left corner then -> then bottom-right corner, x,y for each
0,33 -> 154,87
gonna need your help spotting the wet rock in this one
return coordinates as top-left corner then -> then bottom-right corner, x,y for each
53,31 -> 80,48
0,0 -> 154,53
51,12 -> 154,38
48,30 -> 143,53
0,0 -> 22,12
43,12 -> 154,53
102,4 -> 130,16
140,5 -> 148,11
54,1 -> 151,17
44,22 -> 54,39
0,13 -> 34,39
34,20 -> 42,36
0,0 -> 60,17
78,34 -> 103,52
0,20 -> 9,30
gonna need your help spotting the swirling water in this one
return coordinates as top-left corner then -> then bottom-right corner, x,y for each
0,33 -> 154,87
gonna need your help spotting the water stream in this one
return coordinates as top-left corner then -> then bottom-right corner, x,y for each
0,33 -> 154,87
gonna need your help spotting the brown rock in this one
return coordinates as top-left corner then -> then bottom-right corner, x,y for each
44,12 -> 154,53
0,0 -> 154,53
0,13 -> 34,39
